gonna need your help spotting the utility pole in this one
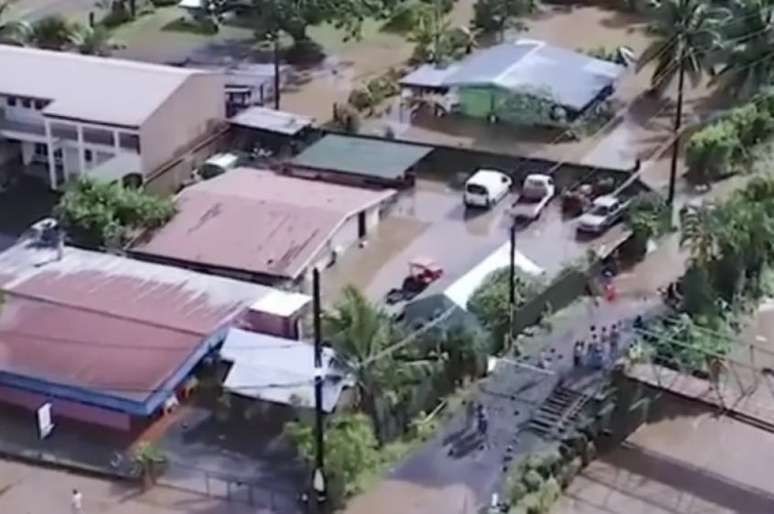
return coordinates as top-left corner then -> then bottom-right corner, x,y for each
273,31 -> 281,110
508,220 -> 517,354
312,268 -> 327,511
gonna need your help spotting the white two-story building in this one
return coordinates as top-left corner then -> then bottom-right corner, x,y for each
0,45 -> 225,190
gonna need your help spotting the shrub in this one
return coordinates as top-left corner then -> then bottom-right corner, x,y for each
726,102 -> 774,148
333,103 -> 361,133
538,477 -> 561,511
579,46 -> 619,63
285,413 -> 379,504
558,457 -> 583,489
523,469 -> 544,492
55,177 -> 175,248
685,120 -> 739,181
348,87 -> 374,111
467,267 -> 543,349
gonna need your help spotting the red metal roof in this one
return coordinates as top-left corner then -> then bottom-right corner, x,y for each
0,294 -> 197,403
0,243 -> 273,411
132,169 -> 396,280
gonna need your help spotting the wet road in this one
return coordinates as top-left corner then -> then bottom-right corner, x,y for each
322,179 -> 601,304
344,296 -> 659,514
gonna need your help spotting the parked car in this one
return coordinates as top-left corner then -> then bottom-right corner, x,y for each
577,195 -> 628,235
510,174 -> 556,221
463,169 -> 512,208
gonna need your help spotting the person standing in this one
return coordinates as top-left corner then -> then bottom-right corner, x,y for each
465,401 -> 477,432
476,404 -> 488,440
573,341 -> 585,367
71,489 -> 83,514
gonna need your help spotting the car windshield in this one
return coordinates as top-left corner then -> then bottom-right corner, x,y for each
466,184 -> 487,195
589,204 -> 611,216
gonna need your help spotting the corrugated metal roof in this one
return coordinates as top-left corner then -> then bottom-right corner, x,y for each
413,39 -> 625,111
132,169 -> 396,279
290,134 -> 433,181
400,64 -> 461,88
0,46 -> 210,127
229,106 -> 313,135
0,242 -> 286,413
221,328 -> 351,412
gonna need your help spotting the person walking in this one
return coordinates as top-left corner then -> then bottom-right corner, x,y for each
71,489 -> 83,514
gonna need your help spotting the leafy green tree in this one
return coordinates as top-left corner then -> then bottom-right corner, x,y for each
18,15 -> 77,50
285,413 -> 379,502
470,0 -> 538,41
467,267 -> 542,349
637,0 -> 725,205
714,0 -> 774,98
0,0 -> 26,44
55,177 -> 176,248
684,120 -> 739,181
72,25 -> 121,56
626,192 -> 670,255
252,0 -> 401,45
131,442 -> 167,489
323,286 -> 435,442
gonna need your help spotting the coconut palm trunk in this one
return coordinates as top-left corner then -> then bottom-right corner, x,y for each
668,47 -> 687,207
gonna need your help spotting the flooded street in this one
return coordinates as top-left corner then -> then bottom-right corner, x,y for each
555,396 -> 774,514
322,178 -> 599,303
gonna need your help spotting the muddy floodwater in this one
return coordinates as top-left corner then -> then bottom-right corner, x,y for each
554,396 -> 774,514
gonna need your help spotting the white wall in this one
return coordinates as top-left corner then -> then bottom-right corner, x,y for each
140,72 -> 225,175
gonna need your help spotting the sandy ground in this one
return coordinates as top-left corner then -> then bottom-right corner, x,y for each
554,397 -> 774,514
0,459 -> 259,514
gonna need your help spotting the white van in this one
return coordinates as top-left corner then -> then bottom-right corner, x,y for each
464,169 -> 512,208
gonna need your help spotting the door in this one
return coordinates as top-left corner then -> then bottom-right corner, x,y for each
358,211 -> 367,239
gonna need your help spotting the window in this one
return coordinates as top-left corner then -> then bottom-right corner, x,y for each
118,133 -> 140,153
83,127 -> 114,146
21,98 -> 31,109
6,97 -> 16,107
51,122 -> 77,141
33,100 -> 46,110
34,143 -> 47,156
84,149 -> 93,162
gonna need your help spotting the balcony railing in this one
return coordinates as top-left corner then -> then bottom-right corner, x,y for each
0,110 -> 46,137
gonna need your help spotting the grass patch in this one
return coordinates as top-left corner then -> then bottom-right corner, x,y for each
161,17 -> 219,35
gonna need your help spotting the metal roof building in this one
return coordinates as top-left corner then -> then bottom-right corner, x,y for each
0,241 -> 297,426
0,45 -> 209,127
290,134 -> 433,186
400,39 -> 625,111
229,106 -> 314,136
131,168 -> 397,284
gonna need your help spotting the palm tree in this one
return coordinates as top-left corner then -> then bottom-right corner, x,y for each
72,24 -> 122,56
0,0 -> 26,44
637,0 -> 725,206
323,287 -> 398,442
19,15 -> 77,50
714,0 -> 774,98
323,286 -> 438,443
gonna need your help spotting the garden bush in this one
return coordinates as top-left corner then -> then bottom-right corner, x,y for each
523,469 -> 544,492
55,177 -> 175,248
685,120 -> 739,181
